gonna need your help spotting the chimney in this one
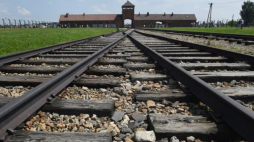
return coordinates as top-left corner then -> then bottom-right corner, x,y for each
83,13 -> 85,16
171,12 -> 174,16
65,13 -> 69,17
147,12 -> 149,16
164,12 -> 166,16
139,12 -> 140,16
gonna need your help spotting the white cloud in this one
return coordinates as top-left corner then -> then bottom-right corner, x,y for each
92,5 -> 111,14
0,3 -> 9,14
101,4 -> 106,8
17,6 -> 31,15
0,9 -> 8,13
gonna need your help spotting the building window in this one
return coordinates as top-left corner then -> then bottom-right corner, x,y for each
108,24 -> 116,28
98,24 -> 103,28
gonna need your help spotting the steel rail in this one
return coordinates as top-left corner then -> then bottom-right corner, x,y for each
136,30 -> 254,64
0,31 -> 118,66
143,29 -> 254,41
0,33 -> 128,141
128,32 -> 254,141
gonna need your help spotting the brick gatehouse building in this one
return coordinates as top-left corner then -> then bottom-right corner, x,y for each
59,1 -> 196,28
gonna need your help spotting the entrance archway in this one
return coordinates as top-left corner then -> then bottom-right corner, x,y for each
124,19 -> 133,28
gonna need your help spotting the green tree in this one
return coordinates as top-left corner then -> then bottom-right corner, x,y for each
0,24 -> 3,28
240,0 -> 254,26
227,20 -> 237,27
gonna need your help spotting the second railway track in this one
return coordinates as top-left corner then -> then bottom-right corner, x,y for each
144,29 -> 254,45
0,29 -> 253,142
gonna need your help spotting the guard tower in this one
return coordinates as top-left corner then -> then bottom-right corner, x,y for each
122,1 -> 135,28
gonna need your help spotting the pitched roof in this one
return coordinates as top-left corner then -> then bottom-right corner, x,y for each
134,14 -> 197,21
122,1 -> 135,7
59,14 -> 122,21
59,13 -> 197,22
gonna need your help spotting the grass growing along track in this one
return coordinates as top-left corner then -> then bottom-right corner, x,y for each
0,28 -> 119,56
150,27 -> 254,35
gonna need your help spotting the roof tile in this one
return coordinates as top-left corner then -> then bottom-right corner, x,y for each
134,14 -> 197,21
59,14 -> 122,21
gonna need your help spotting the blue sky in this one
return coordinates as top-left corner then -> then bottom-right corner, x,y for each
0,0 -> 249,24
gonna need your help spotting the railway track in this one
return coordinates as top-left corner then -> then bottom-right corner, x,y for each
0,30 -> 127,141
144,29 -> 254,45
0,29 -> 253,142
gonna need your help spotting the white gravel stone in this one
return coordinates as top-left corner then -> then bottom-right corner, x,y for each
186,136 -> 195,142
135,131 -> 156,142
136,81 -> 141,86
125,83 -> 132,91
170,136 -> 179,142
99,88 -> 107,93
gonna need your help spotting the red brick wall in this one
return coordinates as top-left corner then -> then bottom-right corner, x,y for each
59,20 -> 196,28
59,21 -> 123,28
122,8 -> 134,20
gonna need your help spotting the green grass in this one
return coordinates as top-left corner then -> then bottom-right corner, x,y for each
0,28 -> 119,56
149,27 -> 254,35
